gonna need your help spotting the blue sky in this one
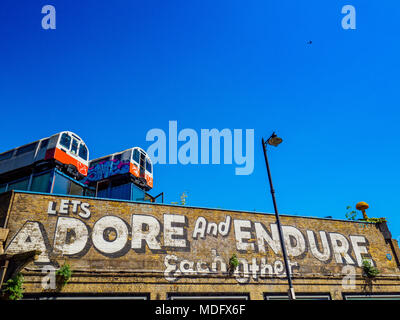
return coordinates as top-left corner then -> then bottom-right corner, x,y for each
1,1 -> 400,238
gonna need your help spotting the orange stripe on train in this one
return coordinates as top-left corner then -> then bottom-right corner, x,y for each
53,148 -> 88,176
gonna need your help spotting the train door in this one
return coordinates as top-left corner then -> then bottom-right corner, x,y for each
145,157 -> 153,189
139,151 -> 146,179
130,148 -> 140,178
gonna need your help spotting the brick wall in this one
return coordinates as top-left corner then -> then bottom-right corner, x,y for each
2,191 -> 400,300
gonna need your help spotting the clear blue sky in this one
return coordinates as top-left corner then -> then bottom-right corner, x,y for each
1,1 -> 399,238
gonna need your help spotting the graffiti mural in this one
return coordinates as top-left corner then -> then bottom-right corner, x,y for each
3,195 -> 387,285
81,159 -> 130,184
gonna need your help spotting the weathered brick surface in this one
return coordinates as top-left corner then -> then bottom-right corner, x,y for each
2,191 -> 400,299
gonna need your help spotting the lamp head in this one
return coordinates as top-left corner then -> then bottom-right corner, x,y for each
267,133 -> 283,147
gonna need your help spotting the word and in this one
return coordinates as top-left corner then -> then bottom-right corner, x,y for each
192,216 -> 231,239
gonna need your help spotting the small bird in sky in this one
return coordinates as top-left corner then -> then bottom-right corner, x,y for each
307,40 -> 313,45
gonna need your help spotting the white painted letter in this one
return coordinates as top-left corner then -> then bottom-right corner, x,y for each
330,233 -> 355,265
131,215 -> 162,250
53,217 -> 89,256
307,230 -> 331,262
92,216 -> 129,255
192,217 -> 207,239
163,214 -> 188,248
6,221 -> 50,263
254,222 -> 281,254
234,219 -> 254,251
218,215 -> 231,236
282,226 -> 306,257
350,235 -> 372,267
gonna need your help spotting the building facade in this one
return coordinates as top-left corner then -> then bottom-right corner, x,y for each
1,191 -> 400,300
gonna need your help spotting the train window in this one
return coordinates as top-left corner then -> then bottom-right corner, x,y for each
16,142 -> 37,156
71,134 -> 81,141
59,133 -> 71,150
132,149 -> 140,163
0,150 -> 14,161
114,153 -> 122,161
40,139 -> 49,149
79,144 -> 88,161
71,139 -> 78,154
146,159 -> 152,173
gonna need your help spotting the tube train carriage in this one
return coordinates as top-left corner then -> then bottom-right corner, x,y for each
0,131 -> 89,181
86,147 -> 153,191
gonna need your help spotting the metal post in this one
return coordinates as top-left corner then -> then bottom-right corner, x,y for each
262,137 -> 296,300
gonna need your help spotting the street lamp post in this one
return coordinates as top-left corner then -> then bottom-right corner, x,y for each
262,133 -> 296,300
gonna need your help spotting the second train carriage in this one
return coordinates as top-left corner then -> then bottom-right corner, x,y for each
83,147 -> 153,191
